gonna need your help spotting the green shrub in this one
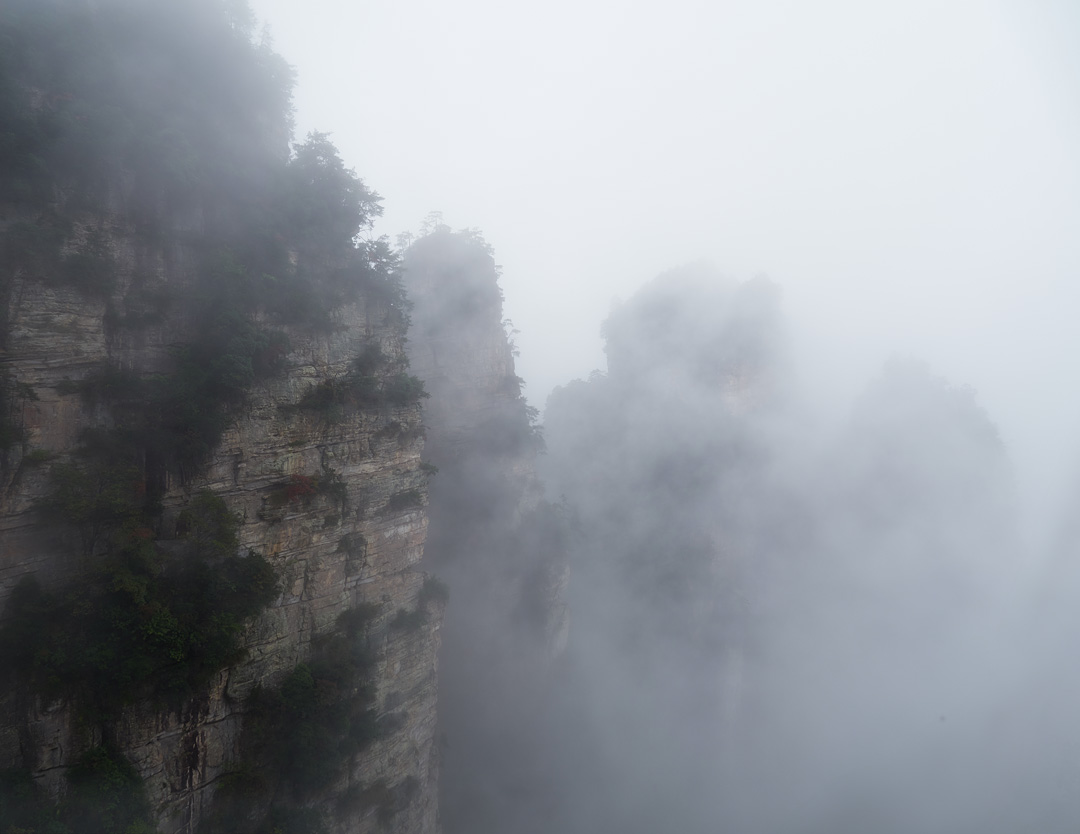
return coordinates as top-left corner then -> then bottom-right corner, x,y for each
211,603 -> 381,825
374,421 -> 425,445
57,365 -> 145,406
335,779 -> 391,823
0,489 -> 278,718
361,236 -> 413,324
383,373 -> 428,406
175,489 -> 241,558
44,459 -> 146,547
57,230 -> 114,297
390,607 -> 426,632
292,348 -> 426,422
63,746 -> 154,834
338,532 -> 366,558
316,468 -> 349,510
350,345 -> 386,377
386,489 -> 423,513
419,575 -> 450,606
153,311 -> 291,473
374,420 -> 405,440
0,767 -> 60,833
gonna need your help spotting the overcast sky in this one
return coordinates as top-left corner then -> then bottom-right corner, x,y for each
247,0 -> 1080,542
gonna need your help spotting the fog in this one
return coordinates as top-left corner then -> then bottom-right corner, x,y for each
243,1 -> 1080,832
533,267 -> 1079,833
247,0 -> 1080,545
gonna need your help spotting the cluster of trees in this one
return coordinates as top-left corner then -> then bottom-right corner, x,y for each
0,489 -> 278,833
202,606 -> 383,833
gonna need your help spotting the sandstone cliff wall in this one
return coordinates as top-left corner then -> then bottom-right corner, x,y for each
0,214 -> 442,834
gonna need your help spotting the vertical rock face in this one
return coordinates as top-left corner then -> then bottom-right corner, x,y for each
0,4 -> 445,830
0,225 -> 442,832
402,228 -> 569,834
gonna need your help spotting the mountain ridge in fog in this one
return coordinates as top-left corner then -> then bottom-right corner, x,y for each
529,262 -> 1075,834
2,1 -> 1079,832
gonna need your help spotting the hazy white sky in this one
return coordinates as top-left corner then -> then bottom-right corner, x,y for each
248,0 -> 1080,537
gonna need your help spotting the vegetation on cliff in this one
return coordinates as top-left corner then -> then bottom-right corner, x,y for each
290,344 -> 429,424
1,491 -> 278,717
0,0 -> 409,469
1,744 -> 155,834
0,482 -> 280,833
200,607 -> 382,834
0,2 -> 426,832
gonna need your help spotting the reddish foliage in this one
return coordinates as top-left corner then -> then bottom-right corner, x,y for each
284,474 -> 317,502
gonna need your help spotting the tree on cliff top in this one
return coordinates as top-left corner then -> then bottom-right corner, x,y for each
287,131 -> 382,259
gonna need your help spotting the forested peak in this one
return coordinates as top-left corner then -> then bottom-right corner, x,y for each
601,263 -> 783,391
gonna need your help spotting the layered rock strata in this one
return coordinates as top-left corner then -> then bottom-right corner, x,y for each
0,218 -> 441,834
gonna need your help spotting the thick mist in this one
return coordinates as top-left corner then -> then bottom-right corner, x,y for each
5,1 -> 1079,832
396,248 -> 1080,833
535,267 -> 1079,834
248,0 -> 1080,508
236,1 -> 1080,832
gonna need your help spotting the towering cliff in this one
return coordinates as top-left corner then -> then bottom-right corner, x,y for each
0,3 -> 440,832
0,254 -> 441,834
402,226 -> 569,834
